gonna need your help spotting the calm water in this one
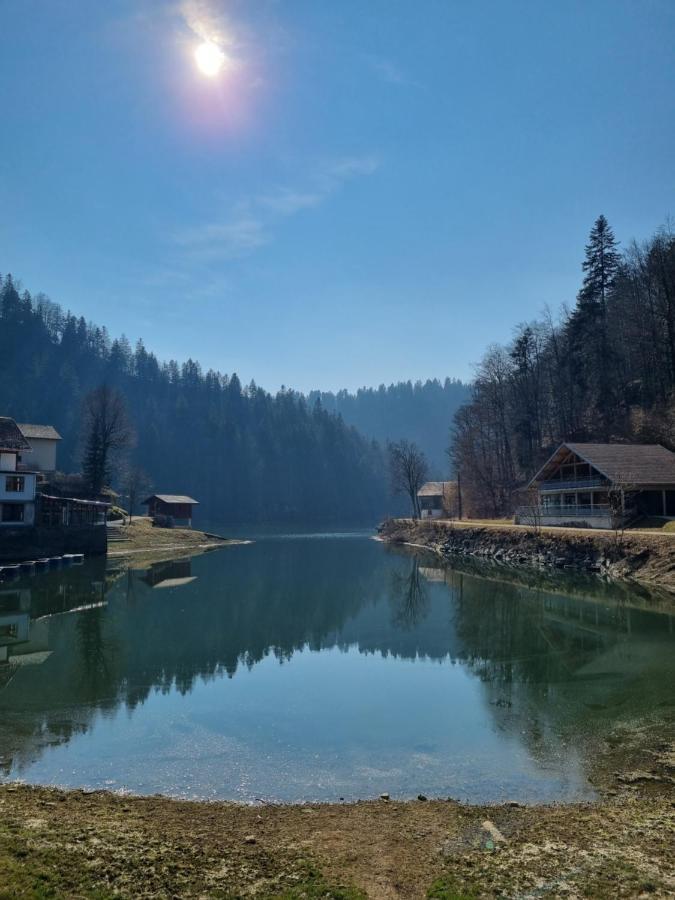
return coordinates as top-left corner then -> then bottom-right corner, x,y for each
0,533 -> 673,803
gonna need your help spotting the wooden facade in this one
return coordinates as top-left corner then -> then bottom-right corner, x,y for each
517,442 -> 675,529
142,494 -> 199,526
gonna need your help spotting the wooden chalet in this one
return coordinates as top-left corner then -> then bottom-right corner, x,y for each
517,442 -> 675,529
417,481 -> 459,519
142,494 -> 199,527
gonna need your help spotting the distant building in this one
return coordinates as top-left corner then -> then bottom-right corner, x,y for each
417,481 -> 459,519
0,417 -> 37,527
17,424 -> 62,473
142,494 -> 199,527
516,442 -> 675,529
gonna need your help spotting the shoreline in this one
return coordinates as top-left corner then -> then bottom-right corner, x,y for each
378,518 -> 675,593
105,517 -> 252,562
1,708 -> 673,897
1,774 -> 672,897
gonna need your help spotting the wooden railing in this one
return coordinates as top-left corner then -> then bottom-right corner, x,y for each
539,476 -> 606,492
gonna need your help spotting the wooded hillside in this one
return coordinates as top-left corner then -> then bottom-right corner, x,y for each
309,378 -> 470,475
0,276 -> 389,524
452,217 -> 675,516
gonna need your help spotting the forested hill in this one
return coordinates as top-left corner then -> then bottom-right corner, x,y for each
0,275 -> 389,524
308,379 -> 470,475
452,217 -> 675,516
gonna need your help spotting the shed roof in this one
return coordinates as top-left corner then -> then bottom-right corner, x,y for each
417,481 -> 457,497
0,417 -> 32,453
143,494 -> 199,506
530,442 -> 675,487
17,423 -> 62,441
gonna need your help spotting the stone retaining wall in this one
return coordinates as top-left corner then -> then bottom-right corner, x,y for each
378,519 -> 674,590
0,525 -> 107,562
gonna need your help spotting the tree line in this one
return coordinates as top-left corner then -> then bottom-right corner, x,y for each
0,275 -> 389,524
451,217 -> 675,516
309,377 -> 469,475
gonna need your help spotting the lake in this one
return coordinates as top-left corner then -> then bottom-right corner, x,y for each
0,531 -> 673,804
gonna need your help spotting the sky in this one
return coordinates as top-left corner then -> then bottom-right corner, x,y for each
1,0 -> 674,393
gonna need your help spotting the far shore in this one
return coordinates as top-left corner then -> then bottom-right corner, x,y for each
106,516 -> 251,561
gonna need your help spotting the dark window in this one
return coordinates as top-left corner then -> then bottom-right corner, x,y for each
1,504 -> 25,522
5,476 -> 25,492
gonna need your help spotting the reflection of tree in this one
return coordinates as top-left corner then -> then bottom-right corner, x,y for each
0,541 -> 672,783
75,606 -> 120,704
389,559 -> 430,629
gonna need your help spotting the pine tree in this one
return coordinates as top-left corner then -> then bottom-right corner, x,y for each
578,214 -> 621,318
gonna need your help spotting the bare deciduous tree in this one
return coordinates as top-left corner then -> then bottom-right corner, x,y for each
121,466 -> 151,524
388,439 -> 428,518
81,385 -> 134,497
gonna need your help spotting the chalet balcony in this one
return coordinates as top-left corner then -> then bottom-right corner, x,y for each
538,475 -> 606,492
527,504 -> 611,518
515,503 -> 637,530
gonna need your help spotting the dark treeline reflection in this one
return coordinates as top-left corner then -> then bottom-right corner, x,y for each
0,539 -> 673,777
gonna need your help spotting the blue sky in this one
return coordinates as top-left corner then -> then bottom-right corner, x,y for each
1,0 -> 674,392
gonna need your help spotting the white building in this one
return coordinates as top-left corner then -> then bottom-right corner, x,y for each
17,423 -> 61,473
0,417 -> 37,526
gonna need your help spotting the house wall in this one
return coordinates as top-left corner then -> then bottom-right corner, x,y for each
0,502 -> 35,526
0,452 -> 17,472
421,507 -> 444,519
149,500 -> 194,520
22,438 -> 57,472
0,472 -> 37,503
0,524 -> 107,562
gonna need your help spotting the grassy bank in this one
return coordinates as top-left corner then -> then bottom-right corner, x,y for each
1,786 -> 672,898
106,517 -> 248,560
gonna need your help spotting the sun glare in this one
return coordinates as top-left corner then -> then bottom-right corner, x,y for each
195,41 -> 226,78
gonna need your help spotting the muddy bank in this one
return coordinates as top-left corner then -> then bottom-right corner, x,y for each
379,518 -> 675,592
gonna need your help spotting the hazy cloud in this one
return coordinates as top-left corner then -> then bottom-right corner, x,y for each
174,155 -> 380,261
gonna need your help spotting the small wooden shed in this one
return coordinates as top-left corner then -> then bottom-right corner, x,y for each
142,494 -> 199,527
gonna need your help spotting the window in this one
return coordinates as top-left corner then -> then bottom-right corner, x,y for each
5,476 -> 25,493
1,504 -> 25,523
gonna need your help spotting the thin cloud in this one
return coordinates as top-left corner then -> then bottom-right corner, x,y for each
365,54 -> 420,88
175,215 -> 269,260
174,155 -> 380,261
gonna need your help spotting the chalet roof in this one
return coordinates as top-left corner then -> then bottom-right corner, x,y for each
530,442 -> 675,487
417,481 -> 457,497
17,423 -> 62,441
0,417 -> 32,453
143,494 -> 199,506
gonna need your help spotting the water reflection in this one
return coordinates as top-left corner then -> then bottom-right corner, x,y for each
0,537 -> 672,802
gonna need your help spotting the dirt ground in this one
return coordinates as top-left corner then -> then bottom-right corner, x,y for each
1,726 -> 673,899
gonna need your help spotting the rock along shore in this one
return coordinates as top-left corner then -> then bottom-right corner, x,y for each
378,518 -> 675,593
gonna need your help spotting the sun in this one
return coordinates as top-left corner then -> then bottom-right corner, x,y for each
195,41 -> 226,78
